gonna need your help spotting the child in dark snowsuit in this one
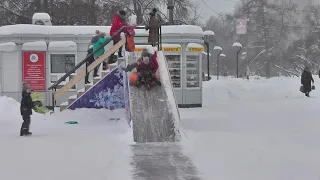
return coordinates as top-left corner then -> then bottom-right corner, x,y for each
20,83 -> 35,136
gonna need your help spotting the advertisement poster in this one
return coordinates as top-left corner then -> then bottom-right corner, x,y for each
22,51 -> 46,91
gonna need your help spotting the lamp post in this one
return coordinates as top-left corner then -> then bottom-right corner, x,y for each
167,0 -> 175,25
232,42 -> 242,78
218,53 -> 226,80
214,46 -> 222,80
204,30 -> 215,81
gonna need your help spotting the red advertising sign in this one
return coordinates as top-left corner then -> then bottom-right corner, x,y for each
22,51 -> 46,91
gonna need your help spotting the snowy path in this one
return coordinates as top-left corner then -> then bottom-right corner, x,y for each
2,76 -> 320,180
131,143 -> 201,180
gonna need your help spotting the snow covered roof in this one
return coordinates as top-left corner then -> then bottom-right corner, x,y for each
32,13 -> 51,20
204,30 -> 215,36
0,24 -> 203,36
22,41 -> 47,51
0,42 -> 17,52
48,41 -> 77,51
187,43 -> 204,52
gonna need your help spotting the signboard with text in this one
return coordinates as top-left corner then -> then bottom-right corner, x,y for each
22,51 -> 46,91
236,19 -> 247,35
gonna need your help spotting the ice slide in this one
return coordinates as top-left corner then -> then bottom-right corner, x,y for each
126,51 -> 181,143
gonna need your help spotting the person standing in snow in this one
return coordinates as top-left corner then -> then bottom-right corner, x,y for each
146,8 -> 163,47
110,10 -> 128,58
91,30 -> 100,44
85,45 -> 95,84
301,66 -> 314,97
20,83 -> 35,136
93,32 -> 110,76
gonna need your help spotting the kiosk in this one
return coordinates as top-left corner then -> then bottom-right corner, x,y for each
182,43 -> 204,107
161,44 -> 182,104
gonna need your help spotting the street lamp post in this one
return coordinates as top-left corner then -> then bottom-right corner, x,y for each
232,42 -> 242,78
167,0 -> 175,25
214,46 -> 222,80
204,30 -> 215,81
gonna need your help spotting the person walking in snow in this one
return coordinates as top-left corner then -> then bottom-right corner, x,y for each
20,83 -> 35,136
93,32 -> 110,76
301,66 -> 314,97
146,8 -> 163,47
85,45 -> 95,84
110,10 -> 128,58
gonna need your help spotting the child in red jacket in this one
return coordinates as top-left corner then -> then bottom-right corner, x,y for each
125,48 -> 161,88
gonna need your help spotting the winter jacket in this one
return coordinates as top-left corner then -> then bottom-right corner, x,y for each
147,14 -> 162,45
93,36 -> 110,57
301,70 -> 314,92
86,48 -> 95,65
136,53 -> 159,74
110,13 -> 127,40
20,91 -> 34,117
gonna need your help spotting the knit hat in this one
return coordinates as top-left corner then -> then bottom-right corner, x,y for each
141,48 -> 150,57
22,82 -> 31,92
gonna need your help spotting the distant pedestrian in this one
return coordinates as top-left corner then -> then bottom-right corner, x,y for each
301,66 -> 314,97
20,83 -> 35,136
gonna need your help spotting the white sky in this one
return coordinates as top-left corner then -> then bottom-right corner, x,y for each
196,0 -> 238,22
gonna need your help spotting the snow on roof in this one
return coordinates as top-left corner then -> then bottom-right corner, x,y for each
0,42 -> 17,52
162,44 -> 181,47
22,41 -> 47,51
48,41 -> 77,51
214,46 -> 222,51
232,42 -> 242,47
186,43 -> 204,48
0,24 -> 203,36
202,52 -> 211,56
204,30 -> 215,36
32,13 -> 51,20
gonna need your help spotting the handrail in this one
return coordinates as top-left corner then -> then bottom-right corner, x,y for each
48,26 -> 128,90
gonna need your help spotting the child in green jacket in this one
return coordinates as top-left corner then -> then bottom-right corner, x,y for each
93,32 -> 110,76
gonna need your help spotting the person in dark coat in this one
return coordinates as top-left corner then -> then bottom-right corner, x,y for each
85,45 -> 95,84
146,8 -> 163,47
20,83 -> 35,136
301,66 -> 314,97
110,10 -> 128,58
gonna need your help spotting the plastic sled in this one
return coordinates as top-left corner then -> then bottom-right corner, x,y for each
129,72 -> 160,87
31,92 -> 50,114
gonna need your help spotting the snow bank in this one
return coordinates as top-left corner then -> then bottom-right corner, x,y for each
0,42 -> 17,52
22,41 -> 47,51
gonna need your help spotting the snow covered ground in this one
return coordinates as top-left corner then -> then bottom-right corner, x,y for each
1,76 -> 320,180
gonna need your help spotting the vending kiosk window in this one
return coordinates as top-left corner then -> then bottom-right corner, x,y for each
186,55 -> 200,88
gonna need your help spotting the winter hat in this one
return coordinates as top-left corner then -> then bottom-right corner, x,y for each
149,8 -> 158,16
141,49 -> 150,57
22,82 -> 31,92
118,10 -> 126,21
304,66 -> 310,71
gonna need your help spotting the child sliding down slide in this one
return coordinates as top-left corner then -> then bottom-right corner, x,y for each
125,48 -> 161,89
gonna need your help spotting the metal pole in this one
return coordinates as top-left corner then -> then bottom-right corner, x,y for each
206,42 -> 210,80
168,0 -> 174,25
236,48 -> 241,78
217,52 -> 221,80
